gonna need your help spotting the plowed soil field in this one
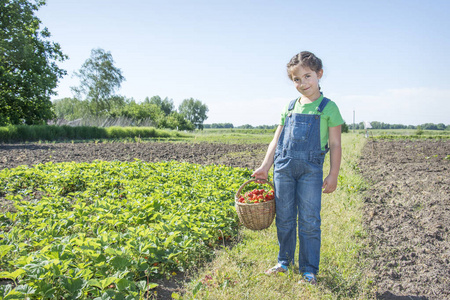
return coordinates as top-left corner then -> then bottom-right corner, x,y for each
359,139 -> 449,300
0,142 -> 267,171
1,139 -> 449,299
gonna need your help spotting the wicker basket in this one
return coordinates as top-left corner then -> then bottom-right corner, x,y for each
235,179 -> 275,231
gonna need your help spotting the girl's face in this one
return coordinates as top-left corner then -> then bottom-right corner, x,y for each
290,65 -> 323,100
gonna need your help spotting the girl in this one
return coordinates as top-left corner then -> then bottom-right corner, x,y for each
252,51 -> 343,285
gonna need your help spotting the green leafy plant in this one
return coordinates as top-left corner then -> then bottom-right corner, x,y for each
0,160 -> 252,299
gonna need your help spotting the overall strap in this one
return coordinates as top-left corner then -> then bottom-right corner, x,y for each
288,99 -> 297,111
317,97 -> 331,113
289,97 -> 330,113
318,97 -> 331,152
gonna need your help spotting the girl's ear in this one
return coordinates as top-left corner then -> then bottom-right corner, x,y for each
317,69 -> 323,80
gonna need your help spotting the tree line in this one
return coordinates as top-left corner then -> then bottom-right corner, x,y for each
349,122 -> 449,131
53,95 -> 207,131
206,121 -> 449,132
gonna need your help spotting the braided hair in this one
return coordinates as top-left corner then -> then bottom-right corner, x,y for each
286,51 -> 323,81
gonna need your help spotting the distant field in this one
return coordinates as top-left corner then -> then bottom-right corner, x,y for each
352,128 -> 450,137
195,128 -> 450,144
191,128 -> 275,144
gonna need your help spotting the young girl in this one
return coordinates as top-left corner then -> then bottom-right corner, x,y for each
252,51 -> 343,285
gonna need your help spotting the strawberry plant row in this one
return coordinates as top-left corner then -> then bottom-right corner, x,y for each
0,160 -> 252,299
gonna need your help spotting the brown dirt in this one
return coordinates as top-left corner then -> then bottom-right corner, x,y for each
0,142 -> 267,171
1,139 -> 449,299
359,139 -> 450,300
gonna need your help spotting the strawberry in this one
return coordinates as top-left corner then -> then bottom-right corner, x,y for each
239,188 -> 274,204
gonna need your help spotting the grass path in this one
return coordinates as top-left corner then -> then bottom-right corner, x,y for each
179,134 -> 374,299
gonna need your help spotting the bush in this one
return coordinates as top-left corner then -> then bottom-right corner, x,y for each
341,122 -> 349,133
415,126 -> 424,136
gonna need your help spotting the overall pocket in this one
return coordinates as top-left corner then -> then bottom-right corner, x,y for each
289,120 -> 311,141
309,150 -> 327,166
274,151 -> 281,163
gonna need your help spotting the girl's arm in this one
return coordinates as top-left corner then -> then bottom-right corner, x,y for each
322,125 -> 342,193
251,125 -> 283,180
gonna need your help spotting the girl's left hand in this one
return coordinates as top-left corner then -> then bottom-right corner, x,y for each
322,175 -> 338,193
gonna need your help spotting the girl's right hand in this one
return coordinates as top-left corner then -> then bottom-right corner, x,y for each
250,125 -> 282,183
251,167 -> 268,181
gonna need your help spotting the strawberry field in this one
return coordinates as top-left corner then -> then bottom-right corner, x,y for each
0,158 -> 266,299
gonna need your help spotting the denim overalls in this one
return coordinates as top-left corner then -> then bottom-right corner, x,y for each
273,97 -> 330,274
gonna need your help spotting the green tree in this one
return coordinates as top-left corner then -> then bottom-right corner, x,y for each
436,123 -> 446,130
421,123 -> 437,130
238,124 -> 253,129
211,123 -> 234,128
144,95 -> 174,116
178,98 -> 208,130
370,121 -> 381,129
52,97 -> 89,121
341,121 -> 349,133
111,100 -> 160,121
415,125 -> 424,135
157,111 -> 195,131
107,95 -> 127,112
72,48 -> 124,116
0,0 -> 67,125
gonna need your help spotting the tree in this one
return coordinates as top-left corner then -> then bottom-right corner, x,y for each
210,123 -> 234,128
238,124 -> 253,129
72,48 -> 124,116
341,121 -> 349,133
436,123 -> 446,130
160,112 -> 195,131
53,97 -> 89,121
421,123 -> 437,130
0,0 -> 67,125
110,100 -> 162,124
144,95 -> 174,116
178,98 -> 208,129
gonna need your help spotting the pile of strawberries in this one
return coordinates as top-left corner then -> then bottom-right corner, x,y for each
237,188 -> 275,204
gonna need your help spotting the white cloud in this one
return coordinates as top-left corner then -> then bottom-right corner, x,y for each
335,87 -> 450,125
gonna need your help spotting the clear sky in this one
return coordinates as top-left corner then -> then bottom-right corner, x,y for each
37,0 -> 450,126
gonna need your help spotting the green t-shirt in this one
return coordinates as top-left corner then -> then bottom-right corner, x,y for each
280,95 -> 344,150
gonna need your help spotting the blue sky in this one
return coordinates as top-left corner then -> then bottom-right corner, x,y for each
37,0 -> 450,126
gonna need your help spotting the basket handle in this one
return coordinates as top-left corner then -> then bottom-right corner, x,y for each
235,178 -> 275,200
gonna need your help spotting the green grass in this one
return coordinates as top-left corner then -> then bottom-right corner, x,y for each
0,125 -> 190,143
190,128 -> 275,144
177,134 -> 375,300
